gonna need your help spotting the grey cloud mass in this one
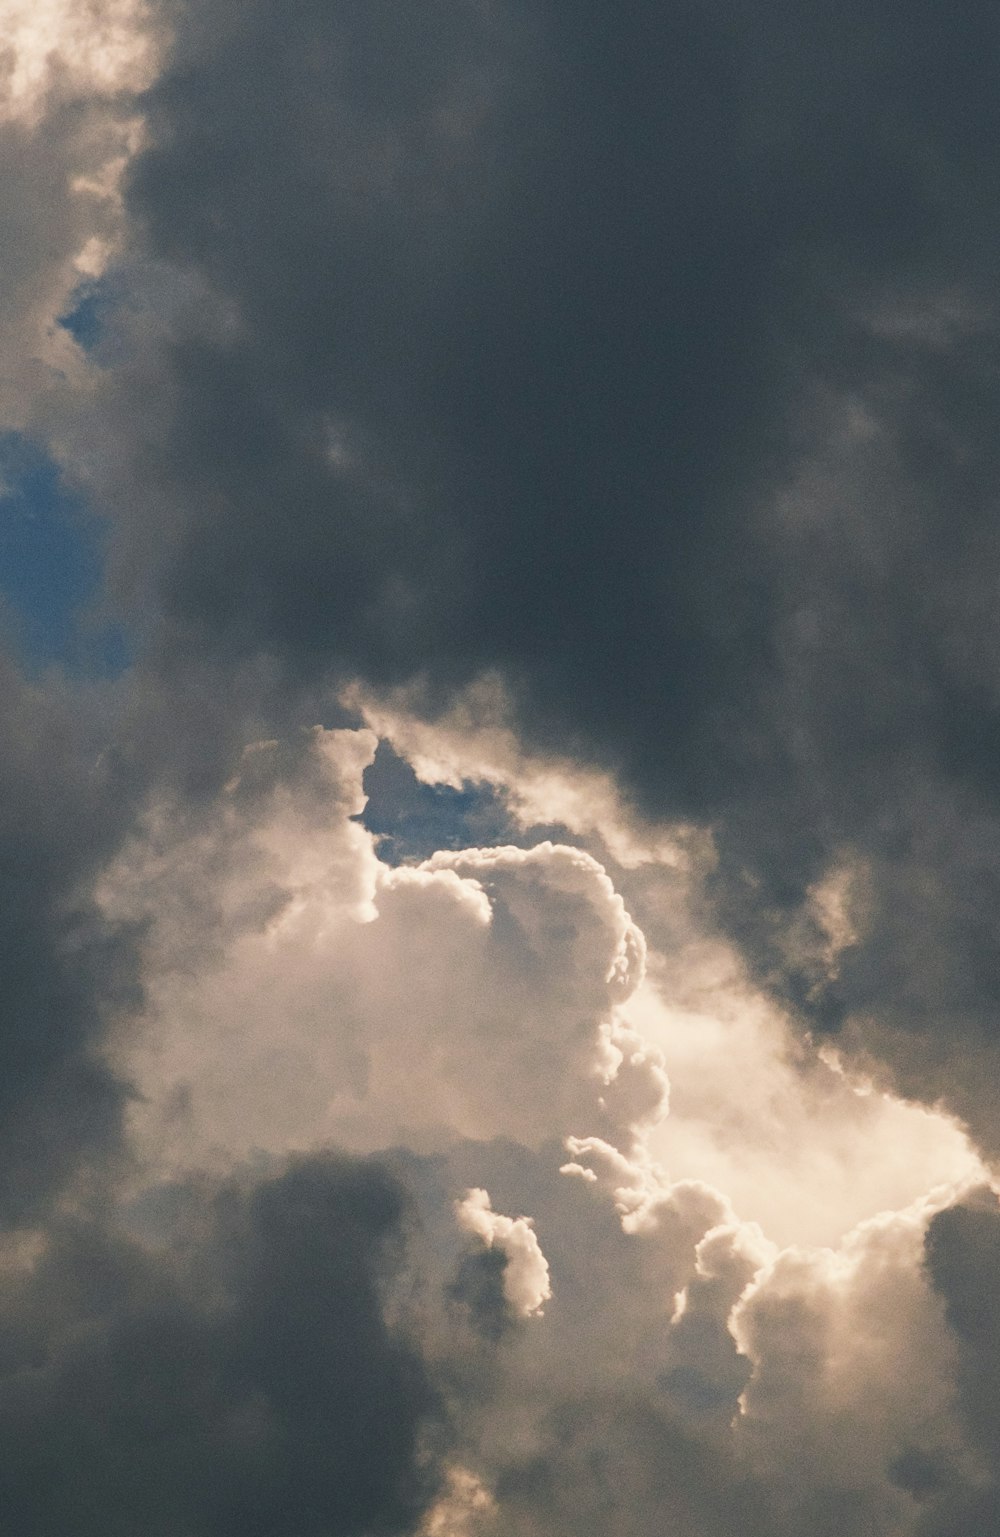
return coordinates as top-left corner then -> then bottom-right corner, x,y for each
0,663 -> 139,1219
924,1191 -> 1000,1535
0,1153 -> 438,1537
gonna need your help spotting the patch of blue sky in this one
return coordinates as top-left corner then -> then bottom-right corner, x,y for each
58,270 -> 138,362
58,283 -> 107,353
360,741 -> 522,864
0,433 -> 130,676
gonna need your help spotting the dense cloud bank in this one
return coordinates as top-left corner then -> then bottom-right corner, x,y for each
0,1152 -> 437,1537
5,0 -> 1000,1532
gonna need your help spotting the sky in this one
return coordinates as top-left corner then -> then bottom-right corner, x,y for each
5,1 -> 1000,1532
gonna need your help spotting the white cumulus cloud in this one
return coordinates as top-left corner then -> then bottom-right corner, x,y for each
456,1188 -> 552,1318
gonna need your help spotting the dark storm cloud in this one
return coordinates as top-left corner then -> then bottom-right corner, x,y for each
0,660 -> 145,1219
124,0 -> 779,738
922,1190 -> 1000,1535
120,0 -> 1000,778
103,0 -> 1000,1145
0,1150 -> 439,1537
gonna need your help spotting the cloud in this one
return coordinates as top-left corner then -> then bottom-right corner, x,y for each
0,0 -> 157,126
455,1189 -> 551,1319
420,1468 -> 495,1537
51,0 -> 1000,1170
0,659 -> 149,1219
8,3 -> 1000,1534
631,978 -> 985,1251
347,677 -> 707,871
732,1196 -> 971,1534
7,0 -> 1000,1179
0,1150 -> 440,1536
98,726 -> 664,1175
661,1219 -> 774,1422
78,712 -> 999,1537
0,687 -> 995,1536
307,699 -> 989,1251
0,0 -> 160,436
921,1189 -> 1000,1534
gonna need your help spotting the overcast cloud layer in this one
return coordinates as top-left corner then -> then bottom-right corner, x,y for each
6,1 -> 1000,1533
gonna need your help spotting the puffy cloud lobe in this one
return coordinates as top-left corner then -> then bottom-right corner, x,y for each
455,1189 -> 551,1319
661,1220 -> 774,1422
560,1137 -> 678,1235
422,842 -> 647,1005
0,1151 -> 439,1537
731,1196 -> 976,1536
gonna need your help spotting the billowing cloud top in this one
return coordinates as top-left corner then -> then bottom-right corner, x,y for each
3,0 -> 1000,1533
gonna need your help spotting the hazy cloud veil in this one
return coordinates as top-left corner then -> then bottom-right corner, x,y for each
4,0 -> 1000,1532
